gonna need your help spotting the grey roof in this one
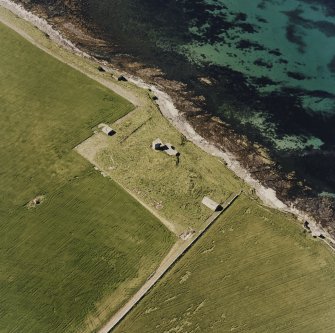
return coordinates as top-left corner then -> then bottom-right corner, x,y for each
202,196 -> 221,211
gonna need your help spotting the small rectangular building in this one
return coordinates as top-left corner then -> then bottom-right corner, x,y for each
165,143 -> 180,156
152,139 -> 180,156
152,138 -> 164,150
101,125 -> 115,136
202,196 -> 222,211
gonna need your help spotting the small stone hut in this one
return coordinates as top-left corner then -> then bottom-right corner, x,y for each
152,138 -> 164,150
165,143 -> 180,156
152,139 -> 180,156
101,125 -> 115,136
202,196 -> 222,211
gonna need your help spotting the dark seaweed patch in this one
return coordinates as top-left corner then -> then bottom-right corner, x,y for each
314,20 -> 335,36
284,8 -> 335,41
285,23 -> 306,53
234,12 -> 247,22
297,0 -> 335,16
287,71 -> 309,80
328,55 -> 335,73
269,49 -> 282,56
253,76 -> 276,86
278,58 -> 289,64
256,16 -> 268,24
236,39 -> 266,51
254,58 -> 273,69
238,23 -> 258,34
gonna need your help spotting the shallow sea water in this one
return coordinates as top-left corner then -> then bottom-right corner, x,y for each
180,0 -> 335,147
83,0 -> 335,193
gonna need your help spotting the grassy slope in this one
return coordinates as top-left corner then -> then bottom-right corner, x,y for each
115,195 -> 335,333
0,22 -> 174,333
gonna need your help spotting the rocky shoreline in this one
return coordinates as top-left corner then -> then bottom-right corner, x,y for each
4,0 -> 335,242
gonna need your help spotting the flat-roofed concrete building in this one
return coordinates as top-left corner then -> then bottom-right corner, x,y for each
202,196 -> 222,211
152,139 -> 180,156
101,125 -> 115,136
165,143 -> 179,156
152,138 -> 164,150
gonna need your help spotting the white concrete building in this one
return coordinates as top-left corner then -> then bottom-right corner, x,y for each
101,125 -> 115,136
202,196 -> 222,211
165,143 -> 179,156
152,138 -> 164,150
152,139 -> 180,156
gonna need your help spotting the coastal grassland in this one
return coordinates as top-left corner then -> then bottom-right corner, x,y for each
0,21 -> 174,333
77,99 -> 244,234
115,195 -> 335,333
0,4 -> 244,234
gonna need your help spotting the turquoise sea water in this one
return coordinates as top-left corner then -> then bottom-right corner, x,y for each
82,0 -> 335,194
178,0 -> 335,149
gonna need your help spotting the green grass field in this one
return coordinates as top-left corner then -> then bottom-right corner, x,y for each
0,22 -> 174,333
115,196 -> 335,333
2,7 -> 335,333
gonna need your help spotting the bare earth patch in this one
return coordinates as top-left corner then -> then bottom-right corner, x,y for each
26,195 -> 45,209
